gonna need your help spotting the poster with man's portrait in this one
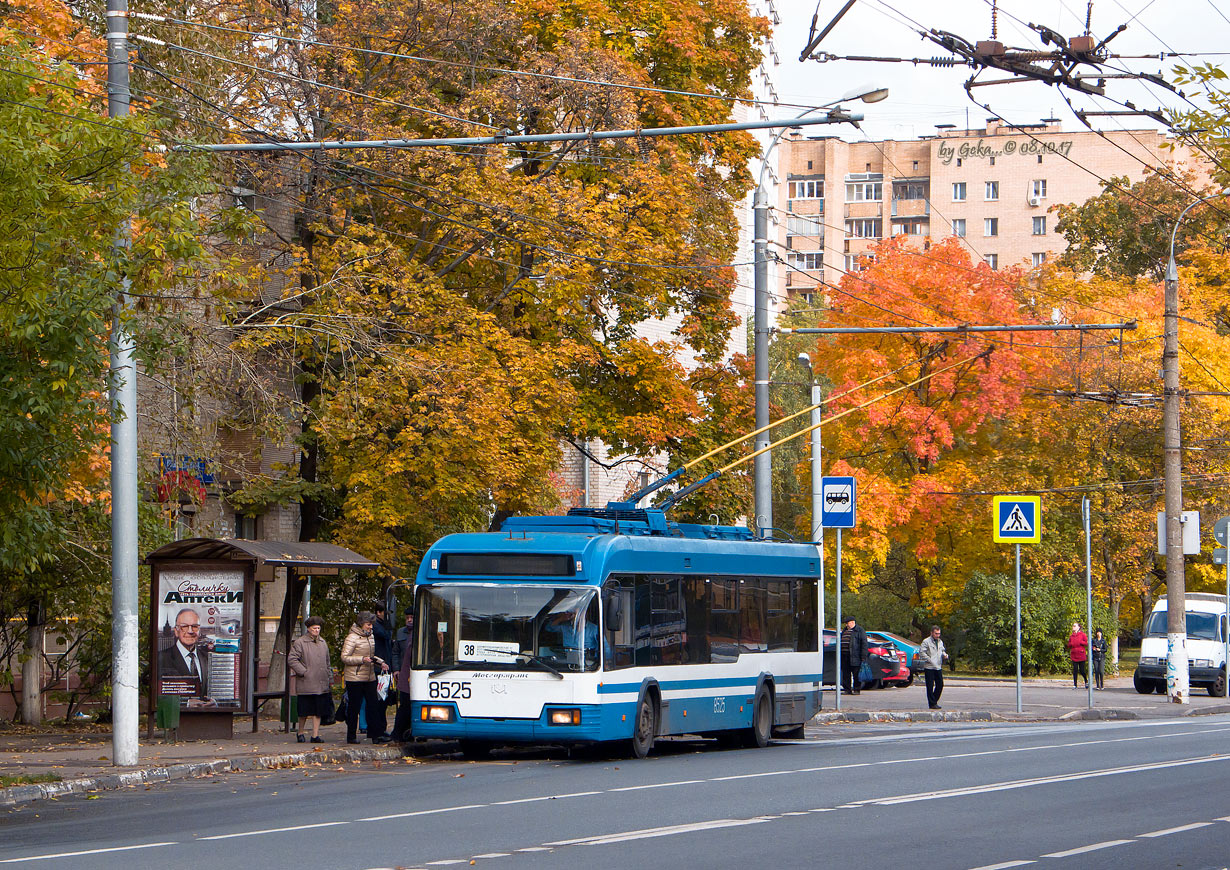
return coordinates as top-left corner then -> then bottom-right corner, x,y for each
154,568 -> 245,707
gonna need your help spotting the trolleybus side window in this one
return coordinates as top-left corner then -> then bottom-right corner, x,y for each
710,578 -> 739,663
651,577 -> 685,666
795,577 -> 819,652
739,578 -> 767,654
682,577 -> 710,663
765,580 -> 793,651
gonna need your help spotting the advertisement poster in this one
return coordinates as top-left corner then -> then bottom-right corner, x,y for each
155,568 -> 245,708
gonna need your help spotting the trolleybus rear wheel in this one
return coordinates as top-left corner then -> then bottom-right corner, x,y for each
745,687 -> 772,749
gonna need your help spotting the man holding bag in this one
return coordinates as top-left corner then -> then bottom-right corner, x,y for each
919,625 -> 949,710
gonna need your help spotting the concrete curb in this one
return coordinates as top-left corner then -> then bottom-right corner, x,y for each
0,744 -> 407,808
811,710 -> 1001,724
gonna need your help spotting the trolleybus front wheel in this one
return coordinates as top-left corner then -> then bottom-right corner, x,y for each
630,695 -> 657,758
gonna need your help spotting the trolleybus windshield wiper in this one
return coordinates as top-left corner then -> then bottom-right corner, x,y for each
516,653 -> 565,679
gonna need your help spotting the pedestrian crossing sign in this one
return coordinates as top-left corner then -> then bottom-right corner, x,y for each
993,496 -> 1041,543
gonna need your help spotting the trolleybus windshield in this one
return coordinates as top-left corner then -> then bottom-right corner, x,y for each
417,585 -> 600,673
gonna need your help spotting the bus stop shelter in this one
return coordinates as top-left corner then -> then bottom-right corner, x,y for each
145,538 -> 379,739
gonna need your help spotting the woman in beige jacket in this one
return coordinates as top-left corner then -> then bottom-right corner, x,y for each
340,611 -> 389,744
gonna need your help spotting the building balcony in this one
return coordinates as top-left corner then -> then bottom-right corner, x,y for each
890,198 -> 930,218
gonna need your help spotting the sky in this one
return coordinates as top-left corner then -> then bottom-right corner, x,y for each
771,0 -> 1228,141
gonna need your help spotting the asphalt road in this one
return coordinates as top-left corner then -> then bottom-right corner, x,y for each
5,716 -> 1230,869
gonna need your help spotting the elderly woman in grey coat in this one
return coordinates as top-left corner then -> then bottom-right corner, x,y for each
288,616 -> 333,743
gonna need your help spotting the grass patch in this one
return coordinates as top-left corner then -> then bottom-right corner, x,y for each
0,773 -> 61,787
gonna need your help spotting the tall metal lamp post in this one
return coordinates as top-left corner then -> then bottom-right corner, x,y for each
1162,187 -> 1230,703
753,85 -> 887,537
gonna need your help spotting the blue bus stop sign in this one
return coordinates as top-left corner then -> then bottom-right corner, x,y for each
821,476 -> 856,529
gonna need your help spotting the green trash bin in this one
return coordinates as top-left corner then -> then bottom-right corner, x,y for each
156,695 -> 180,731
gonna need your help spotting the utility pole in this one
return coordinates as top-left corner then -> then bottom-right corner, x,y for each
107,0 -> 140,765
1159,190 -> 1229,703
753,188 -> 772,536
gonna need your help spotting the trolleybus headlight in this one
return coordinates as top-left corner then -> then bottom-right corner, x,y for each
421,705 -> 454,723
548,708 -> 581,725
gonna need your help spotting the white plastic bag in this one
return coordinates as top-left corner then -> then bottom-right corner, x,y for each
376,672 -> 392,701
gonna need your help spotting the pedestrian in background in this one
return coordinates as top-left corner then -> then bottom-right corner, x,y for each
918,624 -> 949,710
288,616 -> 332,743
840,616 -> 868,696
369,602 -> 394,741
391,606 -> 415,742
1090,628 -> 1108,690
341,611 -> 389,744
1067,622 -> 1089,689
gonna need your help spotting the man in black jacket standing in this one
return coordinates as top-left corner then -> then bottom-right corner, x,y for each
841,616 -> 868,695
368,603 -> 393,741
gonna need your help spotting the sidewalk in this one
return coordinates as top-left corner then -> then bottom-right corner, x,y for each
5,677 -> 1230,808
0,719 -> 406,807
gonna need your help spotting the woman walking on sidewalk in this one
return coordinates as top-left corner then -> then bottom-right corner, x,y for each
1091,628 -> 1108,690
288,616 -> 333,743
1067,622 -> 1089,689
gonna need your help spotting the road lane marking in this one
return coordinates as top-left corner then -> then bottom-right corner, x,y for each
0,843 -> 178,864
493,791 -> 601,804
199,821 -> 347,840
1216,815 -> 1230,822
867,754 -> 1230,805
360,804 -> 486,821
1138,822 -> 1213,838
544,816 -> 772,846
608,779 -> 705,791
471,853 -> 510,858
1041,839 -> 1133,857
968,861 -> 1034,870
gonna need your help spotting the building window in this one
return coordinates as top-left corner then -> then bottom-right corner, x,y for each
1031,179 -> 1048,199
787,215 -> 824,238
807,160 -> 813,170
892,220 -> 927,236
952,218 -> 966,238
845,180 -> 883,202
1031,252 -> 1047,268
984,254 -> 998,270
787,252 -> 823,271
1032,216 -> 1047,235
893,181 -> 928,200
912,160 -> 919,171
989,155 -> 996,166
844,253 -> 863,273
952,182 -> 966,202
1037,154 -> 1043,164
788,179 -> 824,200
984,217 -> 998,237
956,158 -> 962,167
846,218 -> 883,238
985,181 -> 999,201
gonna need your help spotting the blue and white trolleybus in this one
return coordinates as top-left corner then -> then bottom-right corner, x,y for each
410,506 -> 822,757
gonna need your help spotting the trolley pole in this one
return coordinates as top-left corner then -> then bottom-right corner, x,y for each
107,0 -> 140,767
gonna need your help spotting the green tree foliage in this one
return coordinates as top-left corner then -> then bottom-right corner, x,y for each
1053,170 -> 1221,280
956,572 -> 1117,675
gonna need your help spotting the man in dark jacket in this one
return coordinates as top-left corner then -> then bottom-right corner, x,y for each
391,607 -> 415,741
368,603 -> 393,741
840,616 -> 869,695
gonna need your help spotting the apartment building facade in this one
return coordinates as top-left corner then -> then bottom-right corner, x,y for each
779,119 -> 1206,300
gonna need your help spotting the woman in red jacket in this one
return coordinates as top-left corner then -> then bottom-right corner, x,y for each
1067,622 -> 1089,689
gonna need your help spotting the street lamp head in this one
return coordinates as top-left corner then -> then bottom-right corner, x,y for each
840,83 -> 890,104
796,352 -> 812,368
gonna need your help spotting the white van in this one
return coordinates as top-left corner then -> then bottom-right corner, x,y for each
1134,593 -> 1228,696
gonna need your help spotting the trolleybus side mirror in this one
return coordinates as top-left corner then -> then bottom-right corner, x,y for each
603,592 -> 623,632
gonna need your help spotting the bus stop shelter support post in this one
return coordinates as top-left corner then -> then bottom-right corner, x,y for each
1085,498 -> 1093,709
835,527 -> 842,712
